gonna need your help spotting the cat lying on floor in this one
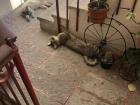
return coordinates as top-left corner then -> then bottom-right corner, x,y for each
48,32 -> 69,49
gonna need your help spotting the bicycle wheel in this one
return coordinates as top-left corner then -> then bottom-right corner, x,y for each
84,23 -> 127,59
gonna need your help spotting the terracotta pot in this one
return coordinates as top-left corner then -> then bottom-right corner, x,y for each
135,37 -> 140,48
88,2 -> 109,24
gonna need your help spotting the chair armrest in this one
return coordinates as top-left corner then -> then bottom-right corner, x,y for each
0,44 -> 15,69
0,20 -> 17,44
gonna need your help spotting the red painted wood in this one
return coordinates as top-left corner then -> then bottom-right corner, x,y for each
6,39 -> 40,105
6,63 -> 30,105
13,52 -> 40,105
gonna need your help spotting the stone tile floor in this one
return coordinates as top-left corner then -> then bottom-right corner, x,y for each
1,0 -> 140,105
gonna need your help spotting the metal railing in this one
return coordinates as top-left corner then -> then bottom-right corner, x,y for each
55,0 -> 81,33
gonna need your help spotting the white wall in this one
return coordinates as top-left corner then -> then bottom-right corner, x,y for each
10,0 -> 24,9
0,0 -> 12,18
0,0 -> 24,18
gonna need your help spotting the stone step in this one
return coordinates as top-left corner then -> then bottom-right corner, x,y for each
38,0 -> 90,36
38,0 -> 69,34
37,15 -> 66,35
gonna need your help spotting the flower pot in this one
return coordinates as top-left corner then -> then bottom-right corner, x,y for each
88,2 -> 109,24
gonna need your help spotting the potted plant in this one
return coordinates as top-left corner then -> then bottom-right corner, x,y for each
120,48 -> 140,82
119,13 -> 140,82
88,0 -> 109,24
126,12 -> 140,48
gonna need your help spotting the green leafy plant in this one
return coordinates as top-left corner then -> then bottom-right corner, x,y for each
133,32 -> 140,38
126,12 -> 136,20
126,12 -> 140,38
119,12 -> 140,81
90,0 -> 107,9
97,0 -> 107,8
123,48 -> 140,71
